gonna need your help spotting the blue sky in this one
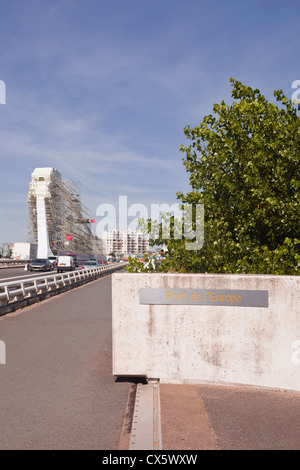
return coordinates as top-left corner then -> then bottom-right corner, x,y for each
0,0 -> 299,243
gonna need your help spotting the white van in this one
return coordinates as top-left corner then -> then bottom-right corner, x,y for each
57,255 -> 76,273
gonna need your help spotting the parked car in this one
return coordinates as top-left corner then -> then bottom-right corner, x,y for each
57,255 -> 76,272
29,258 -> 53,271
81,260 -> 100,269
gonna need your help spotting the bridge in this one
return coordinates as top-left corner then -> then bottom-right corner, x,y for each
0,165 -> 138,449
0,166 -> 299,450
0,167 -> 152,450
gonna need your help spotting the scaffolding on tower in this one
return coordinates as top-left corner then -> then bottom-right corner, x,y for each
28,168 -> 95,256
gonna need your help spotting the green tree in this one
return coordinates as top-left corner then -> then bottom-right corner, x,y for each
129,78 -> 300,274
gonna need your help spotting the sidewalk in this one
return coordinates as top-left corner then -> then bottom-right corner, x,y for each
159,383 -> 300,450
122,382 -> 300,451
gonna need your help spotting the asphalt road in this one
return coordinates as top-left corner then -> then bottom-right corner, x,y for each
0,266 -> 82,282
0,266 -> 40,281
0,274 -> 130,450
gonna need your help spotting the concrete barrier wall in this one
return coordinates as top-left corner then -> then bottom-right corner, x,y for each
112,273 -> 300,392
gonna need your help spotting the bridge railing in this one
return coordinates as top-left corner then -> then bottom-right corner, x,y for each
0,263 -> 127,311
0,259 -> 28,267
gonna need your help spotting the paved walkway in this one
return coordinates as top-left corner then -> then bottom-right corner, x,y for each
160,383 -> 300,450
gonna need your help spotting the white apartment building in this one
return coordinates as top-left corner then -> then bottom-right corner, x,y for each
103,229 -> 149,256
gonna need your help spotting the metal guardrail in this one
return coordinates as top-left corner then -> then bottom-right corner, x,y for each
0,263 -> 127,309
0,259 -> 28,267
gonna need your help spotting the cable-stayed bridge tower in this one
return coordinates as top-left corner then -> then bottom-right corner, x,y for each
28,168 -> 94,258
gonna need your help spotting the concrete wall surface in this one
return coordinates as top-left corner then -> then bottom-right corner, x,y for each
112,273 -> 300,391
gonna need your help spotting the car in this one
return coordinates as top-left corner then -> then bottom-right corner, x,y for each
57,255 -> 76,272
29,258 -> 53,271
48,256 -> 57,268
81,260 -> 100,269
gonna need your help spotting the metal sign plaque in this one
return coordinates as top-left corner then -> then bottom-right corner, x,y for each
140,288 -> 269,308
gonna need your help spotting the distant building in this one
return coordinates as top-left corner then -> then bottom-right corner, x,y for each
0,242 -> 13,258
103,229 -> 149,256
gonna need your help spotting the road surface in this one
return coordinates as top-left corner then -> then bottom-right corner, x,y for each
0,273 -> 130,450
0,266 -> 82,282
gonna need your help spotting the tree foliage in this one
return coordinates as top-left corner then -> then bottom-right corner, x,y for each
128,78 -> 300,274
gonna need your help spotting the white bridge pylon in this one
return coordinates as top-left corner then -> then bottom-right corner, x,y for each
36,195 -> 54,258
28,168 -> 56,259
